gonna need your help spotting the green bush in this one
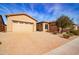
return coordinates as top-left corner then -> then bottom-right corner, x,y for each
70,30 -> 79,35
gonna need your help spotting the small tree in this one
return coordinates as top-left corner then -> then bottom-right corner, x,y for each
56,15 -> 74,33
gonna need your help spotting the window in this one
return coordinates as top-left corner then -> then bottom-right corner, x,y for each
45,24 -> 48,29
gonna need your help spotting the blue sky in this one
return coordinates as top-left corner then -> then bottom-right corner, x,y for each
0,3 -> 79,24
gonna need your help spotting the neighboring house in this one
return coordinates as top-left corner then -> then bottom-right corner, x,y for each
73,24 -> 79,30
78,25 -> 79,30
36,21 -> 58,32
6,13 -> 37,32
0,15 -> 6,32
58,24 -> 79,33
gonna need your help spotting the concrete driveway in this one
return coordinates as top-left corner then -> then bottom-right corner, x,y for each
0,32 -> 71,55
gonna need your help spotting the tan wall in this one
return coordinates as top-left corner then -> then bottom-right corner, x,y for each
7,15 -> 36,32
49,22 -> 58,32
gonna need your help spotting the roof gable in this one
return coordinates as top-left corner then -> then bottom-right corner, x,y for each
5,13 -> 37,22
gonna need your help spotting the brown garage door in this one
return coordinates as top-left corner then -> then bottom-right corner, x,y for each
12,21 -> 34,32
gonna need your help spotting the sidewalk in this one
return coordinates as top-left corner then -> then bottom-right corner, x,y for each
46,37 -> 79,55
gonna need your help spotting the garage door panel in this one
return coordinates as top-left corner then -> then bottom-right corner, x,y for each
12,22 -> 33,32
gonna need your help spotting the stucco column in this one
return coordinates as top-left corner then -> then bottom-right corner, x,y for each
34,23 -> 36,32
7,17 -> 13,32
43,23 -> 45,32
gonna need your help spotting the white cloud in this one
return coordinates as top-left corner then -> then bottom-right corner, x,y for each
0,4 -> 12,13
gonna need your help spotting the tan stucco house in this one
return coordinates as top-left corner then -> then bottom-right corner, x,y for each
0,13 -> 78,33
6,13 -> 37,32
36,21 -> 58,32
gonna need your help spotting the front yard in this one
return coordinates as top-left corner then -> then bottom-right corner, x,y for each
0,32 -> 73,54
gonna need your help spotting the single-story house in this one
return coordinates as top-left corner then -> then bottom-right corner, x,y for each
1,13 -> 79,33
36,21 -> 58,32
6,13 -> 37,32
0,15 -> 6,32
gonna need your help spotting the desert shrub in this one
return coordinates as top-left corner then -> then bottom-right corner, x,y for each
53,31 -> 58,34
63,34 -> 70,39
70,30 -> 79,35
66,31 -> 74,36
